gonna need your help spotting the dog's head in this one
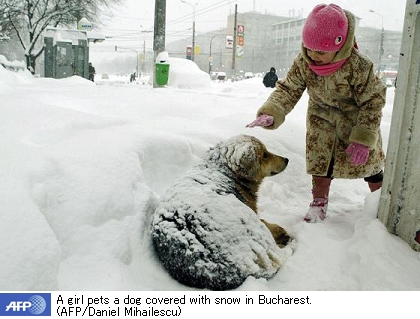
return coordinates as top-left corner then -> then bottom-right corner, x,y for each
207,135 -> 288,182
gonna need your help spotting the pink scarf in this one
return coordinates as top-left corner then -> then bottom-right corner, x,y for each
309,59 -> 347,76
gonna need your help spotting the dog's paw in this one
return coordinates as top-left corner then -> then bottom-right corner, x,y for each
273,231 -> 292,248
260,219 -> 292,248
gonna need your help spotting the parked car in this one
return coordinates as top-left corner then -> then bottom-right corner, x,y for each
216,72 -> 226,81
244,72 -> 254,79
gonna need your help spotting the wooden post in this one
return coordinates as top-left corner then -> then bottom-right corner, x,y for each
378,0 -> 420,251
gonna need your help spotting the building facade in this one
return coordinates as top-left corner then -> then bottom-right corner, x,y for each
166,11 -> 295,78
166,10 -> 402,80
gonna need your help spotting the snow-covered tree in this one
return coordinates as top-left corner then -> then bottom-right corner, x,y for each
0,2 -> 12,41
0,0 -> 122,74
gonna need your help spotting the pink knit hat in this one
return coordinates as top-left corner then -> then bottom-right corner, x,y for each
302,4 -> 348,52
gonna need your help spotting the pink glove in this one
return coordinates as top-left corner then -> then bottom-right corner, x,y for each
346,142 -> 370,166
246,114 -> 274,128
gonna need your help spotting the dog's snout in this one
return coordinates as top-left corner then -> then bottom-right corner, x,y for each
285,158 -> 289,164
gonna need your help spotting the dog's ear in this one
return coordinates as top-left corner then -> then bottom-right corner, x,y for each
206,136 -> 261,181
224,141 -> 260,181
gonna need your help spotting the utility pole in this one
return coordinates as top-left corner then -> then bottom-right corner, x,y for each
154,0 -> 166,54
378,0 -> 420,251
153,0 -> 166,87
231,4 -> 238,75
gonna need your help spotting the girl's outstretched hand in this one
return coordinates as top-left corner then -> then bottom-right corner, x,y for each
246,114 -> 274,128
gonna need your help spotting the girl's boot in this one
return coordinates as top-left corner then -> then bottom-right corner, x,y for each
365,171 -> 383,192
368,181 -> 382,192
303,176 -> 332,223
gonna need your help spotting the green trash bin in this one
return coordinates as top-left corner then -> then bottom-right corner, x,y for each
155,63 -> 170,86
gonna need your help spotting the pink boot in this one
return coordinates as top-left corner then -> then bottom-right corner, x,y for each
304,198 -> 328,222
303,176 -> 331,223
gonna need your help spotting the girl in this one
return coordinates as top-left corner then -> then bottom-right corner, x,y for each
247,4 -> 386,222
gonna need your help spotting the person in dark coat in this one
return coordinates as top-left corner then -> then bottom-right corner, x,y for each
263,67 -> 278,88
88,62 -> 95,82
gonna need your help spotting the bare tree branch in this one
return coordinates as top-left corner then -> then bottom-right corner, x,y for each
0,0 -> 123,73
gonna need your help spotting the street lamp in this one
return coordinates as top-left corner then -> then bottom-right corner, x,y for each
115,46 -> 140,79
181,0 -> 197,61
140,30 -> 153,60
209,34 -> 224,74
369,9 -> 384,76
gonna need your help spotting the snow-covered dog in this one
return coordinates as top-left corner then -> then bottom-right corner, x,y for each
151,135 -> 291,290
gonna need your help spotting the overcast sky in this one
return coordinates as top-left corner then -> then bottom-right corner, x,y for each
97,0 -> 406,50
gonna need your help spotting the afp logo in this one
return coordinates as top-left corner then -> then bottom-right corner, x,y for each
0,293 -> 51,316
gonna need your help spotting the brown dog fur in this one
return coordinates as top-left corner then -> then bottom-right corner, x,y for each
220,136 -> 291,247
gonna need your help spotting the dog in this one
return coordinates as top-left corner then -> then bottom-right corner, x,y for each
151,135 -> 291,290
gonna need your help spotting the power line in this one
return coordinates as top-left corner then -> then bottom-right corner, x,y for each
100,1 -> 237,46
166,0 -> 236,27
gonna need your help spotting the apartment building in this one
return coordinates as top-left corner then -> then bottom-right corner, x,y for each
166,10 -> 401,80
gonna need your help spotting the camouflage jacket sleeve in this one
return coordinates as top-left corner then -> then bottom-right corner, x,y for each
256,56 -> 307,129
349,56 -> 387,148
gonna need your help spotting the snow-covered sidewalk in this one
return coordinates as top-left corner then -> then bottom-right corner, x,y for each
1,61 -> 419,291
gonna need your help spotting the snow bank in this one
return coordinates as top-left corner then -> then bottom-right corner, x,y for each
167,57 -> 211,90
0,58 -> 33,94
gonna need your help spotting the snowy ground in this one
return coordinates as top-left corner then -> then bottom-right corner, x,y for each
1,58 -> 420,291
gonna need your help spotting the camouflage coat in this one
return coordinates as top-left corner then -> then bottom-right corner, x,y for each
256,10 -> 386,179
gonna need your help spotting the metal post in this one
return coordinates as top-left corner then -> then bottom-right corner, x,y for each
140,30 -> 153,74
252,50 -> 254,73
377,0 -> 420,251
115,46 -> 139,79
191,4 -> 195,61
181,0 -> 197,62
209,34 -> 223,74
369,9 -> 384,75
232,4 -> 238,74
136,53 -> 139,78
141,40 -> 146,75
209,35 -> 215,74
379,27 -> 384,73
